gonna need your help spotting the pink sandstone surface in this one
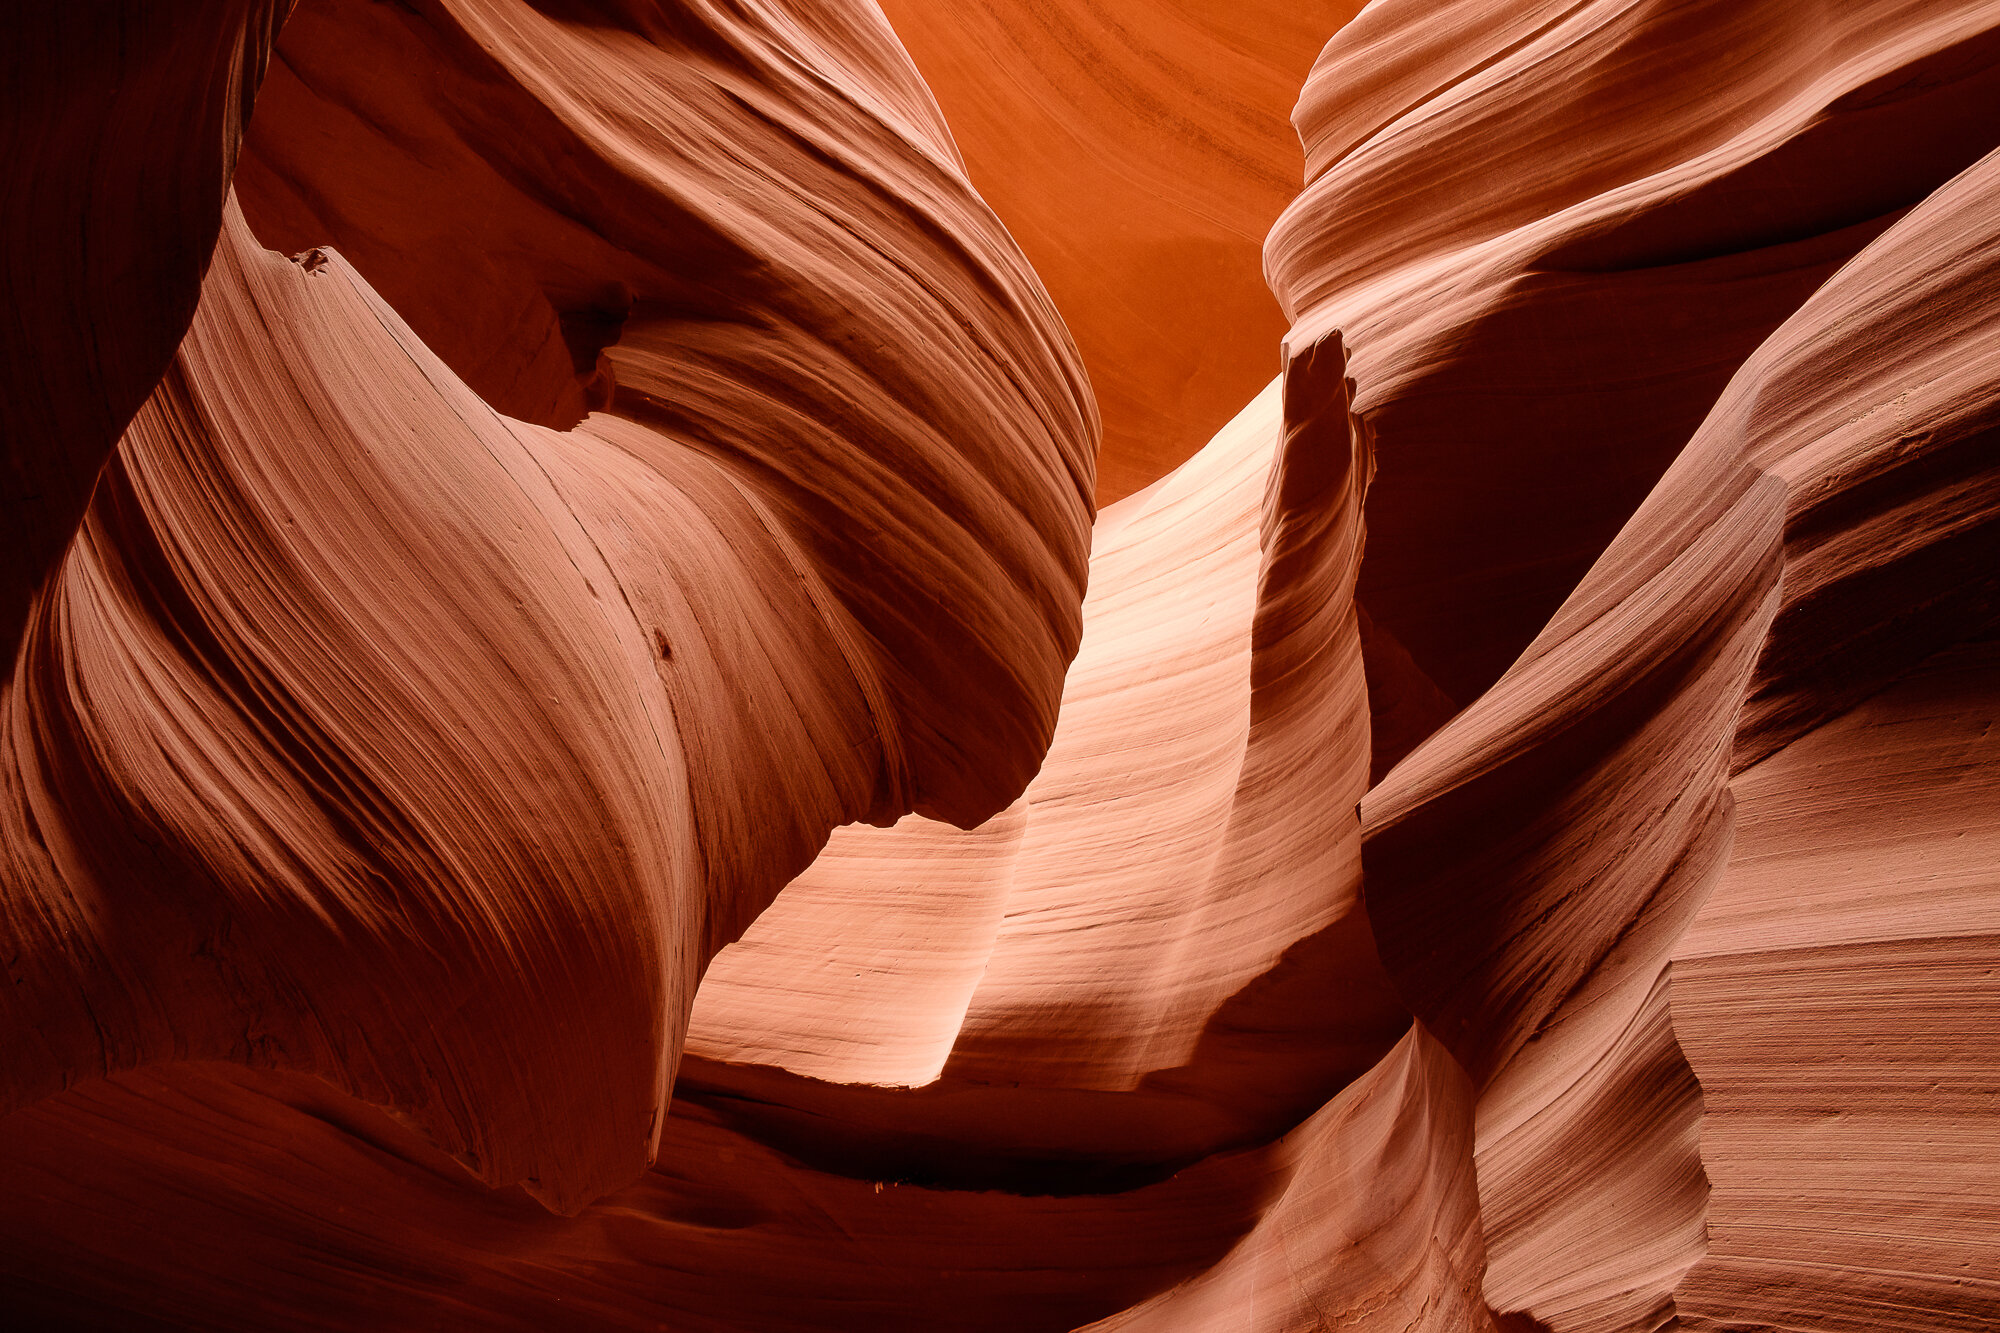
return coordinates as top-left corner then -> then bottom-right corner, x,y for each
0,0 -> 1995,1329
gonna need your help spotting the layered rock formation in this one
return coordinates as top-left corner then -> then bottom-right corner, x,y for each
2,0 -> 1093,1224
1267,6 -> 2000,1326
1,0 -> 290,665
3,0 -> 1997,1329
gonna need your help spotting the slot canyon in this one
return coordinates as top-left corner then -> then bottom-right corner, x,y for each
2,1 -> 1997,1328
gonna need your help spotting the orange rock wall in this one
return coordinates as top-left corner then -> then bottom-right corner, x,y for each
2,0 -> 1997,1329
878,0 -> 1367,502
0,0 -> 292,663
1,0 -> 1092,1222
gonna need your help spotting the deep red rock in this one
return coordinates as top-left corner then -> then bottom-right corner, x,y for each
2,0 -> 1997,1328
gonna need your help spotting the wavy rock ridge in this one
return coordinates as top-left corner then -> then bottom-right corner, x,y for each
2,0 -> 1092,1222
2,0 -> 1997,1329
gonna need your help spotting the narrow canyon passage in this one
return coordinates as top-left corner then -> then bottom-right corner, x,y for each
2,1 -> 1996,1329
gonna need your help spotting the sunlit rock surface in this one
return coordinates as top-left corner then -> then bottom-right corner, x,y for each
2,0 -> 1092,1227
877,0 -> 1368,502
1,0 -> 1996,1329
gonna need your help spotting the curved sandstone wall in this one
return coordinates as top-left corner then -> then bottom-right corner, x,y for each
1,1 -> 1995,1329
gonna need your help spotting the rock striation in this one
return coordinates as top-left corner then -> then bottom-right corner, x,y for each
0,0 -> 292,666
1265,5 -> 2000,1326
1,0 -> 1092,1225
1268,0 -> 2000,724
2,0 -> 1997,1329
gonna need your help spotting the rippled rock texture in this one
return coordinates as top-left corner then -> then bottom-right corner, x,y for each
2,0 -> 1996,1329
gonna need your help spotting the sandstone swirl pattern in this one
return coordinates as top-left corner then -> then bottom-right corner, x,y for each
1,0 -> 1092,1226
1,1 -> 1997,1330
1269,3 -> 2000,1328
